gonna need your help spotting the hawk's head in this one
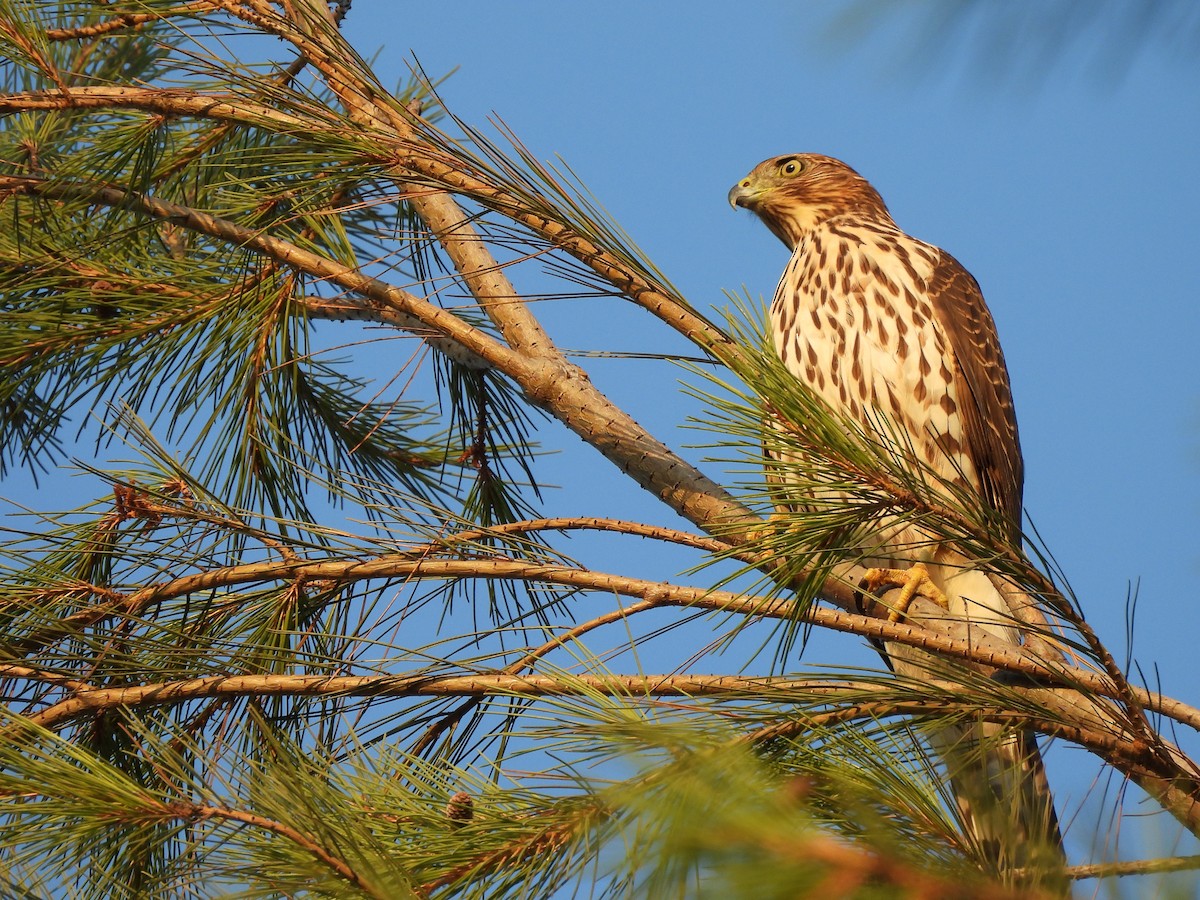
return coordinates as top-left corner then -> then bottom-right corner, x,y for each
728,154 -> 890,249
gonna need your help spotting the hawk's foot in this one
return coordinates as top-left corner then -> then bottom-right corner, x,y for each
743,512 -> 792,546
861,563 -> 949,623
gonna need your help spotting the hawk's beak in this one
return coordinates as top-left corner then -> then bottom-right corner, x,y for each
728,179 -> 758,210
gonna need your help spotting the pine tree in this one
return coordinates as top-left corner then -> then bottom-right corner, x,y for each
0,3 -> 1197,896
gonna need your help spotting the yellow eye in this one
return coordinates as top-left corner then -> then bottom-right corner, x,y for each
780,159 -> 804,177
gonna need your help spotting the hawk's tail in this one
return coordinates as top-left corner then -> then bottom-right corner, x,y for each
930,564 -> 1066,886
932,719 -> 1065,880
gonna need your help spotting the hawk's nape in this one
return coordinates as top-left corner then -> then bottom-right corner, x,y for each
729,153 -> 1063,880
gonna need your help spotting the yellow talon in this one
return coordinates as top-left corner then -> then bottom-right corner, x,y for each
862,563 -> 950,623
743,512 -> 791,546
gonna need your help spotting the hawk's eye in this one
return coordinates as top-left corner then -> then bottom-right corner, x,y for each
780,159 -> 804,177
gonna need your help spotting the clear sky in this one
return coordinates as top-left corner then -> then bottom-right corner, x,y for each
336,0 -> 1200,861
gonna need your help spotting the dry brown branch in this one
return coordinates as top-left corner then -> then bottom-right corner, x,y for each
172,801 -> 379,895
438,516 -> 733,552
17,671 -> 1133,752
4,552 -> 1196,736
1058,853 -> 1200,881
42,3 -> 222,41
0,87 -> 314,131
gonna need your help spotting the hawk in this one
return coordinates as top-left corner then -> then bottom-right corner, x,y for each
729,154 -> 1062,872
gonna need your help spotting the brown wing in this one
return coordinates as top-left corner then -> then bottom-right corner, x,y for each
926,252 -> 1023,534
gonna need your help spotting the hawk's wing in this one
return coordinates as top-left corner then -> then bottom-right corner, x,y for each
927,252 -> 1024,534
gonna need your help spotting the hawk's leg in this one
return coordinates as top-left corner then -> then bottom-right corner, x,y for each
743,512 -> 796,547
862,563 -> 950,623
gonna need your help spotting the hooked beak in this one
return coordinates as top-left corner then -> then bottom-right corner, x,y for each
727,179 -> 759,210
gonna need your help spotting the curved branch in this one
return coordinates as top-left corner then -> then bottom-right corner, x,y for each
176,801 -> 381,896
5,552 -> 1198,736
434,516 -> 733,555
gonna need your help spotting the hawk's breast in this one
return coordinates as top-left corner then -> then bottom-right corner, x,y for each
770,220 -> 978,491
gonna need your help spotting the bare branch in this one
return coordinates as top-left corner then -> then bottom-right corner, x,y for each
5,552 -> 1197,737
0,86 -> 314,132
10,672 -> 1136,751
1058,854 -> 1200,881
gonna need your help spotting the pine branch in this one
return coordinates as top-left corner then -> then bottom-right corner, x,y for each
40,3 -> 224,42
0,174 -> 515,370
12,671 -> 1141,753
5,546 -> 1197,737
1058,853 -> 1200,881
167,800 -> 385,896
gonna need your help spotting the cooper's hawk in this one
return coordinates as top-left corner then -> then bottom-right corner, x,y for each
729,154 -> 1062,873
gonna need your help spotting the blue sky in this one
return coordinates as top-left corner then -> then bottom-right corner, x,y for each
337,0 -> 1200,861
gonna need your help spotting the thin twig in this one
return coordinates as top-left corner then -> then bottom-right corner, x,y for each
181,801 -> 380,895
